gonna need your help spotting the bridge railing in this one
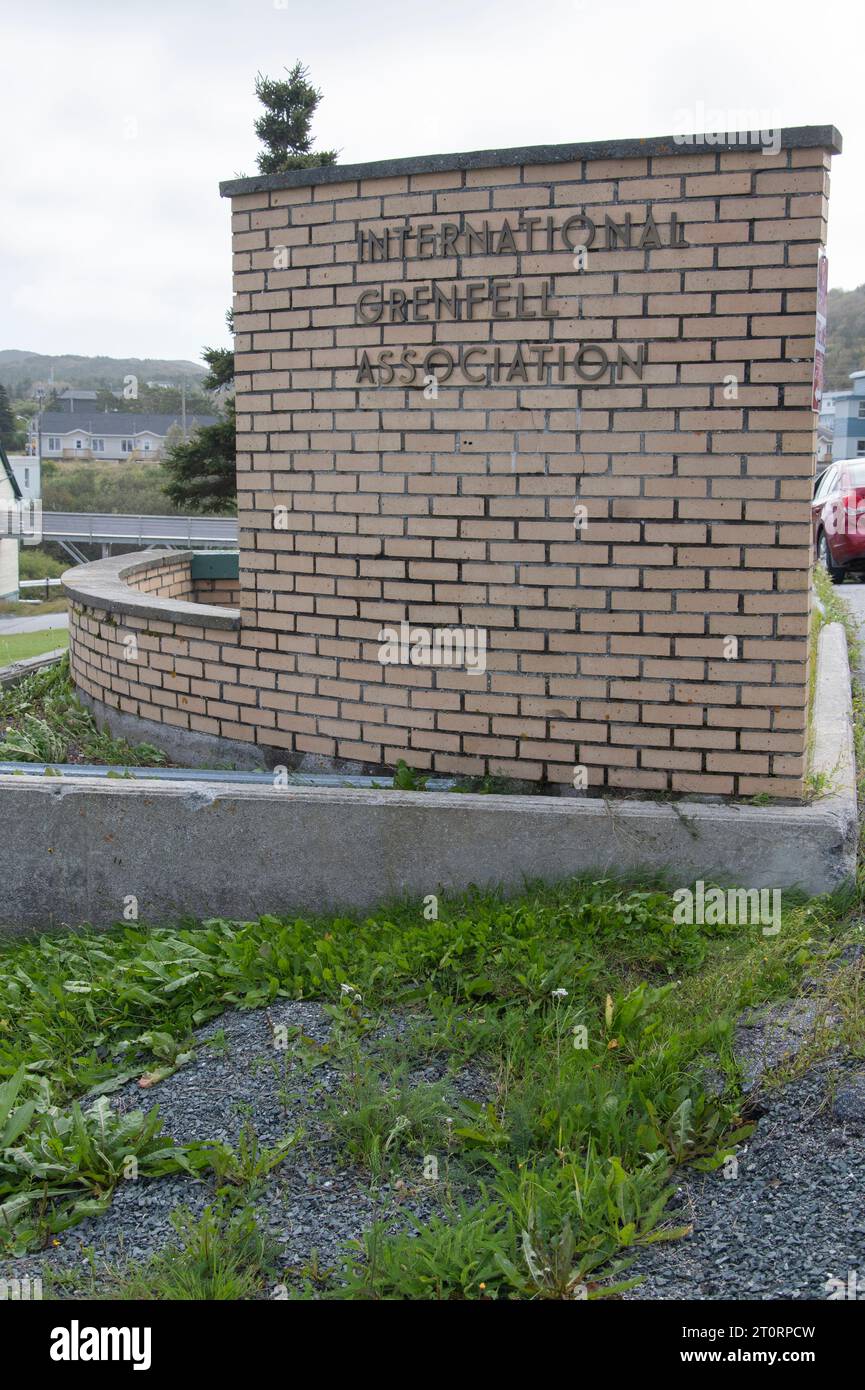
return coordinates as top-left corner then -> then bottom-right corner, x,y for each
41,512 -> 238,547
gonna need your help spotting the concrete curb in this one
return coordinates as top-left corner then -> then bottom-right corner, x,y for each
811,621 -> 857,829
0,622 -> 857,932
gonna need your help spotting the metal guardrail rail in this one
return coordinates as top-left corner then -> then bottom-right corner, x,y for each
41,512 -> 238,546
18,578 -> 63,600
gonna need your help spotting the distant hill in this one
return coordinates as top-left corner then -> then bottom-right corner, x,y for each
0,350 -> 208,398
826,285 -> 865,390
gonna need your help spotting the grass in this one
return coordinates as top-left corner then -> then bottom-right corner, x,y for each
108,1198 -> 283,1301
812,565 -> 865,899
0,599 -> 68,618
0,874 -> 857,1296
47,1192 -> 285,1302
0,654 -> 167,765
323,1055 -> 453,1182
0,629 -> 68,668
813,563 -> 863,655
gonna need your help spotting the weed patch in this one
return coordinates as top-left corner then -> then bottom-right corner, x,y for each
0,656 -> 168,766
0,876 -> 853,1293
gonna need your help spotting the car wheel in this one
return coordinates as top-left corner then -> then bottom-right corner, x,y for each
818,530 -> 846,585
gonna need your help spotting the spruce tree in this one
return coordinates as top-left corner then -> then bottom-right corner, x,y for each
162,65 -> 337,511
254,63 -> 337,173
161,315 -> 237,514
0,385 -> 17,450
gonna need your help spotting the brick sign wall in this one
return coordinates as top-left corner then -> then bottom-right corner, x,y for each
221,128 -> 839,798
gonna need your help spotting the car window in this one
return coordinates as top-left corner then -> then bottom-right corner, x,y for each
847,463 -> 865,488
814,467 -> 836,500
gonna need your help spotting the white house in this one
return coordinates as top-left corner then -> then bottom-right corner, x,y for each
0,446 -> 22,599
7,454 -> 40,502
817,430 -> 833,465
818,390 -> 840,441
32,411 -> 217,463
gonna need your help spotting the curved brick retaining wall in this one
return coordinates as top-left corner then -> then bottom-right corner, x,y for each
65,551 -> 247,747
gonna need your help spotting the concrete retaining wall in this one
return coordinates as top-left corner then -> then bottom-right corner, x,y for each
0,621 -> 855,933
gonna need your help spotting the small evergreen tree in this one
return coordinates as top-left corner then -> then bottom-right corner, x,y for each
0,385 -> 17,450
162,66 -> 337,512
160,403 -> 237,514
254,63 -> 337,173
161,314 -> 237,515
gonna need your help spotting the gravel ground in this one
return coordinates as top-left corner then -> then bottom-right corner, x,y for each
625,955 -> 865,1301
625,1056 -> 865,1300
3,999 -> 488,1297
5,960 -> 864,1300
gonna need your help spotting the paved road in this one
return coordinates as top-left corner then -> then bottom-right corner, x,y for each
0,612 -> 69,635
41,512 -> 237,546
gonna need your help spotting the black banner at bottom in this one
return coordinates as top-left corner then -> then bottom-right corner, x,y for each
2,1295 -> 859,1375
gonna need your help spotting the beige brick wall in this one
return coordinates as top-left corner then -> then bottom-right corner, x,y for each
69,600 -> 245,740
128,557 -> 195,602
71,134 -> 837,796
221,136 -> 837,797
193,576 -> 242,606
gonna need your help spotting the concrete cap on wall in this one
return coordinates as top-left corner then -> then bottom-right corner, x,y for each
62,550 -> 240,629
219,125 -> 843,197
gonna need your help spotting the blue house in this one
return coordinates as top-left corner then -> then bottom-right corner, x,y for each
831,371 -> 865,461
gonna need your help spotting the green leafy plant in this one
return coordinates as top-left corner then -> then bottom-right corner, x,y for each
202,1120 -> 298,1192
332,1201 -> 511,1300
0,1066 -> 38,1149
391,759 -> 428,792
0,715 -> 68,762
0,656 -> 168,767
490,1155 -> 686,1299
324,1056 -> 451,1181
0,1089 -> 206,1253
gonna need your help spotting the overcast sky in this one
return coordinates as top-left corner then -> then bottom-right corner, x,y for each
1,0 -> 859,365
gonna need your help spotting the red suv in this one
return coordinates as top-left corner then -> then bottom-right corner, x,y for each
812,459 -> 865,583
